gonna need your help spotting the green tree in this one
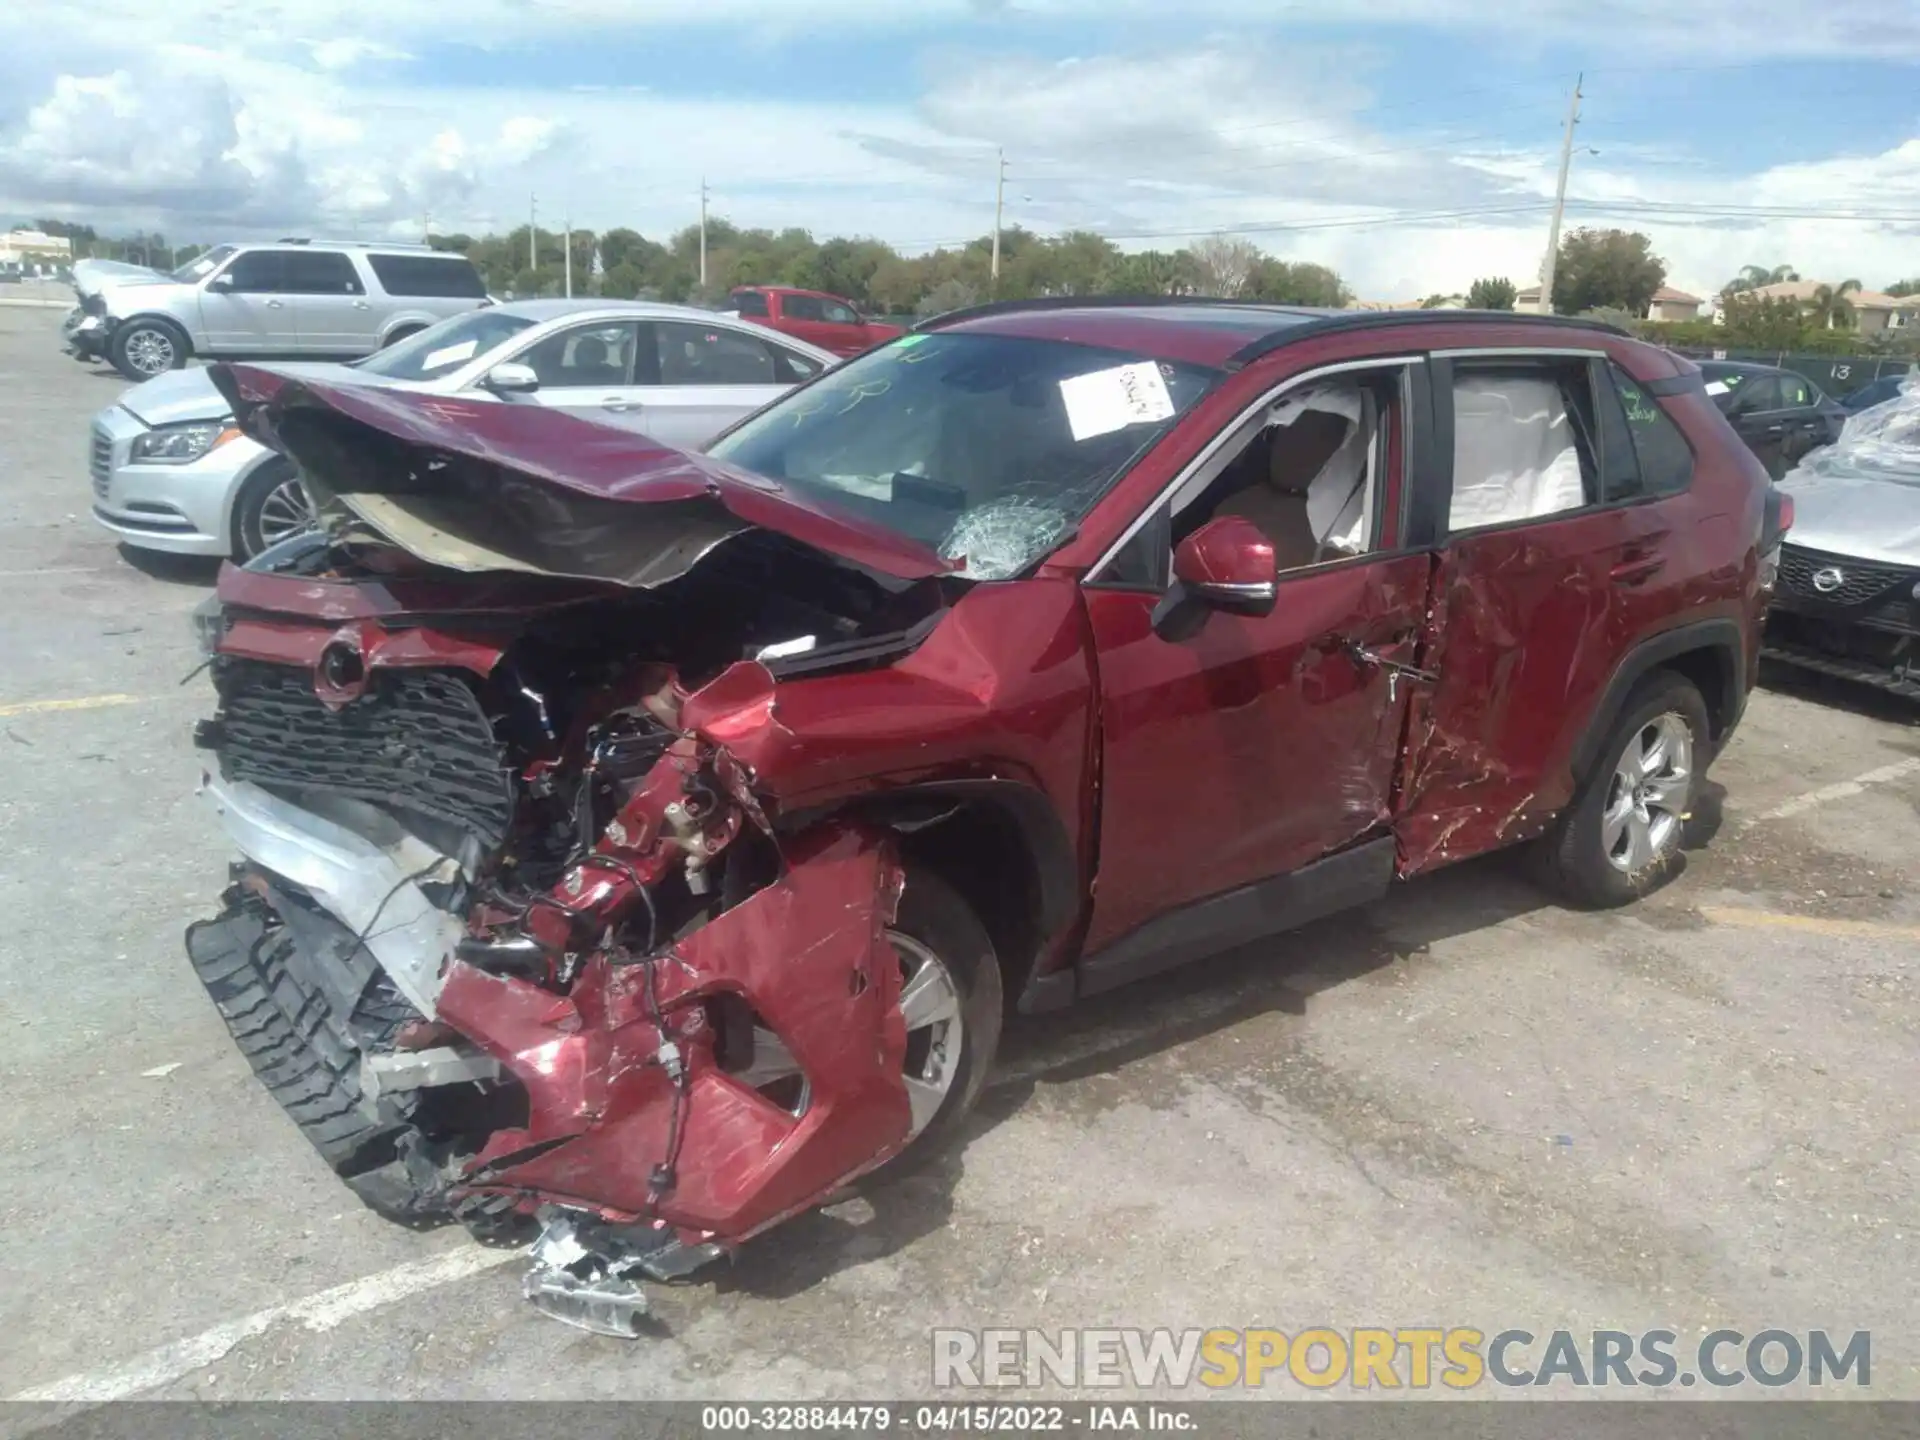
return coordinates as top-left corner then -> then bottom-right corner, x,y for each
915,278 -> 980,319
1245,258 -> 1347,306
1552,228 -> 1666,316
1102,250 -> 1190,296
1467,276 -> 1517,310
1184,235 -> 1261,297
1719,294 -> 1810,350
1721,262 -> 1798,297
599,262 -> 645,299
1886,278 -> 1920,298
1804,279 -> 1862,330
1418,293 -> 1454,309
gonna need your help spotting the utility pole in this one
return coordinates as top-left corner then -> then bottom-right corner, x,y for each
529,194 -> 538,281
990,148 -> 1006,296
563,212 -> 573,298
1537,73 -> 1583,316
699,178 -> 710,292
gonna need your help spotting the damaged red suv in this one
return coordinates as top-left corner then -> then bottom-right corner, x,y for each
186,300 -> 1784,1332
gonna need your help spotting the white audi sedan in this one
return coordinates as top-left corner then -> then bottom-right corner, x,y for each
88,299 -> 838,559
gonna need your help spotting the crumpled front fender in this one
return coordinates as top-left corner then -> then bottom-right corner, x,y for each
438,822 -> 909,1244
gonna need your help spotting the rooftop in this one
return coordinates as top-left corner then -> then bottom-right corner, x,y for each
1747,280 -> 1920,310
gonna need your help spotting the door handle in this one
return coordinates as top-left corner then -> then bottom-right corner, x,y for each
1342,640 -> 1436,704
600,397 -> 634,411
352,300 -> 370,309
266,299 -> 285,309
1610,550 -> 1666,585
1763,423 -> 1784,435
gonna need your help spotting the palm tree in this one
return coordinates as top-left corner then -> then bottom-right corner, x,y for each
1806,279 -> 1862,330
1722,262 -> 1799,298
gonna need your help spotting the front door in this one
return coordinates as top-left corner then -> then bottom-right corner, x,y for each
1080,360 -> 1431,972
503,320 -> 646,428
198,251 -> 291,351
1397,352 -> 1687,872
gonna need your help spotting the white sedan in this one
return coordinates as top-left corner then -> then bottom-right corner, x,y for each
88,299 -> 838,560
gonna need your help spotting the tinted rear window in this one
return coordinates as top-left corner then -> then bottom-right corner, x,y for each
366,253 -> 488,298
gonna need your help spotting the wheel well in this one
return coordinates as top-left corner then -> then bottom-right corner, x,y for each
115,313 -> 190,344
382,324 -> 424,347
229,455 -> 296,555
821,785 -> 1080,1007
1655,646 -> 1736,744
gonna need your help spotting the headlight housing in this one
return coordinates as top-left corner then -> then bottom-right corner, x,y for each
190,593 -> 228,660
131,420 -> 241,464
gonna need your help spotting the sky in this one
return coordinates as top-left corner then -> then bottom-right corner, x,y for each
3,0 -> 1918,300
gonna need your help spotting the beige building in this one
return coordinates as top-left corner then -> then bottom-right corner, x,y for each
0,229 -> 74,274
1511,283 -> 1702,321
1743,280 -> 1920,335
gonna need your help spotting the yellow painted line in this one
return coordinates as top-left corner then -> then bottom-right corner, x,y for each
0,693 -> 141,719
1699,906 -> 1920,942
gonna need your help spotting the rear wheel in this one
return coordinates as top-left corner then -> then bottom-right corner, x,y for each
1535,671 -> 1707,908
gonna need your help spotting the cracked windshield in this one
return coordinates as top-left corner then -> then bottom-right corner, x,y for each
709,332 -> 1216,577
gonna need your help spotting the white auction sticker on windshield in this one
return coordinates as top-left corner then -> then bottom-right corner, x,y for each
1703,379 -> 1730,396
423,338 -> 478,369
1059,361 -> 1176,442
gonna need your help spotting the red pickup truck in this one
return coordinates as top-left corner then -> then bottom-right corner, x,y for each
726,286 -> 904,357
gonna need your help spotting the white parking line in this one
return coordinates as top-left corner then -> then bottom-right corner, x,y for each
1748,756 -> 1920,823
8,1243 -> 522,1403
0,693 -> 140,718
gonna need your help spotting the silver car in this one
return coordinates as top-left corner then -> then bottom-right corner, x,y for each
67,241 -> 491,382
1767,375 -> 1920,698
89,299 -> 838,559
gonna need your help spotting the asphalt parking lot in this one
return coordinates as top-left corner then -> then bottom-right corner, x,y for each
2,301 -> 1918,1403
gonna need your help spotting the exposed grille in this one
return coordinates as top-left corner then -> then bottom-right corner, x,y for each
215,662 -> 515,849
1776,544 -> 1919,609
89,424 -> 113,497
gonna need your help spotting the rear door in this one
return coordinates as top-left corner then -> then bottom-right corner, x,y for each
814,295 -> 875,355
1396,348 -> 1694,872
641,319 -> 821,449
198,250 -> 290,351
283,250 -> 377,356
1078,355 -> 1436,975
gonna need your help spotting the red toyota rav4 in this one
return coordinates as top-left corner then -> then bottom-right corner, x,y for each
187,301 -> 1784,1331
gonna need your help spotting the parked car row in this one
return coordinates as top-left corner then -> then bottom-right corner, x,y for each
88,299 -> 836,558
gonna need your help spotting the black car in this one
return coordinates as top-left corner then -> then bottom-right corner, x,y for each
1839,374 -> 1910,414
1700,361 -> 1847,479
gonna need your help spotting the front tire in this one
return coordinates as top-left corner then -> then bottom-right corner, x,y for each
110,317 -> 189,380
1535,671 -> 1708,908
232,459 -> 316,560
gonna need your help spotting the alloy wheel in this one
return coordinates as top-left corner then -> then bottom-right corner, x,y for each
125,328 -> 176,376
255,477 -> 317,550
742,931 -> 964,1140
1602,712 -> 1692,874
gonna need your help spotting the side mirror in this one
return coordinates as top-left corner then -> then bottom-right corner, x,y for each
482,362 -> 539,394
1172,516 -> 1279,616
206,273 -> 233,292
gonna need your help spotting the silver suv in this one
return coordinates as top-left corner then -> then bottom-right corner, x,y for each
65,240 -> 491,381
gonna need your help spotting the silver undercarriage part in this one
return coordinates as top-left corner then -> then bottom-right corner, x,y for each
360,1045 -> 502,1101
522,1209 -> 727,1338
202,775 -> 466,1017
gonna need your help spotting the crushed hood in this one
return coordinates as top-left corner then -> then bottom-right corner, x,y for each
1779,378 -> 1920,565
212,362 -> 956,589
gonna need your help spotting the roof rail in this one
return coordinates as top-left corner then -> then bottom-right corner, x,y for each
263,237 -> 438,252
1223,307 -> 1629,368
913,293 -> 1326,332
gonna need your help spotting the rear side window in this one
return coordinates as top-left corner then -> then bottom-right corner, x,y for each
366,254 -> 488,298
283,251 -> 363,295
730,290 -> 769,317
1597,363 -> 1693,499
656,322 -> 778,384
1447,362 -> 1598,532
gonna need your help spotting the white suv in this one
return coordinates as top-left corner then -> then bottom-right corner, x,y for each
66,240 -> 491,381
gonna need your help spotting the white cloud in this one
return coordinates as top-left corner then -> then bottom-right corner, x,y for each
3,2 -> 1916,297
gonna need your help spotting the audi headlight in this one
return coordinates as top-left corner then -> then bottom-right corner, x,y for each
131,420 -> 241,464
